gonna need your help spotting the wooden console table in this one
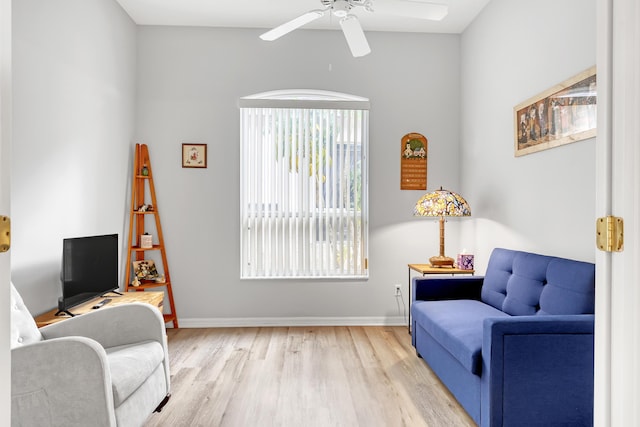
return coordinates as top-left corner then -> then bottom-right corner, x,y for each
407,264 -> 475,332
35,291 -> 164,328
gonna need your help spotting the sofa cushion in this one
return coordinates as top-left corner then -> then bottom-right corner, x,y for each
480,248 -> 517,311
480,248 -> 594,317
482,249 -> 554,315
412,299 -> 509,375
538,258 -> 595,315
107,340 -> 164,407
501,252 -> 553,316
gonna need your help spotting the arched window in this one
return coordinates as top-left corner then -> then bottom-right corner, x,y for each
239,90 -> 369,278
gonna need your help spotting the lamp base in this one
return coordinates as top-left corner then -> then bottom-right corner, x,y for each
429,255 -> 455,268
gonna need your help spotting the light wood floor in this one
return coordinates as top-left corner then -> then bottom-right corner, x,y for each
145,326 -> 476,427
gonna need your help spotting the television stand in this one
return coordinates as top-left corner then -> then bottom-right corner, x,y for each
35,291 -> 164,327
54,309 -> 77,317
55,296 -> 79,317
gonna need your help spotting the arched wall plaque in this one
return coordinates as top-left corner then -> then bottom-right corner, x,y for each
400,133 -> 427,190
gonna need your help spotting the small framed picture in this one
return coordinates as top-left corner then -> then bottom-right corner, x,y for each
182,143 -> 207,168
133,259 -> 160,280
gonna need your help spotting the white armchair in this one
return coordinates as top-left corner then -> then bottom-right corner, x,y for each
11,283 -> 171,427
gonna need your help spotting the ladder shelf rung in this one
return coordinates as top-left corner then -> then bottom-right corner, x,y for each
131,245 -> 163,251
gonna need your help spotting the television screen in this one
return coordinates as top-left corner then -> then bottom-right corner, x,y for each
60,233 -> 118,310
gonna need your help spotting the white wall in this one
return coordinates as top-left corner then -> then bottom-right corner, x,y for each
135,27 -> 461,325
460,0 -> 597,271
11,0 -> 137,315
10,0 -> 598,326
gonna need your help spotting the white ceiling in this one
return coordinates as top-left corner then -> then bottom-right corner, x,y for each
115,0 -> 491,34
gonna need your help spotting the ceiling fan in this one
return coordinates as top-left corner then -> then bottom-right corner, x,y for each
259,0 -> 448,58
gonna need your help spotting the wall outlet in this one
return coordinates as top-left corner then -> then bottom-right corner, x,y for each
394,284 -> 402,296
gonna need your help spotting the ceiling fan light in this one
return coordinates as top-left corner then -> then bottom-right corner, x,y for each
259,9 -> 325,41
332,0 -> 351,18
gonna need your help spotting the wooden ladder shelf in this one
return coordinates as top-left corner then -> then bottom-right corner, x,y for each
125,143 -> 178,327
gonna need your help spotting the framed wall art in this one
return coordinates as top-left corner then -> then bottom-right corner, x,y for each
400,132 -> 427,190
133,259 -> 159,280
182,143 -> 207,168
514,66 -> 596,157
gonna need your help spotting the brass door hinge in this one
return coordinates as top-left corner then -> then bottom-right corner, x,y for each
0,216 -> 10,252
596,216 -> 623,252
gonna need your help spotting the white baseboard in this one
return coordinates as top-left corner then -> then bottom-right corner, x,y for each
174,316 -> 407,328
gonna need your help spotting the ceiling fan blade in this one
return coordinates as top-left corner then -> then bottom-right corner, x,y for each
372,0 -> 448,21
339,15 -> 371,57
260,10 -> 325,41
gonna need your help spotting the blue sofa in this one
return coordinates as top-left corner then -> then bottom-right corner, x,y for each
411,248 -> 595,427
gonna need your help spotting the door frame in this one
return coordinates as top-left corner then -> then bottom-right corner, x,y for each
595,0 -> 640,425
0,0 -> 11,423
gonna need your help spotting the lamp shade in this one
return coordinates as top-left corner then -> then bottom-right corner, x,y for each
413,187 -> 471,218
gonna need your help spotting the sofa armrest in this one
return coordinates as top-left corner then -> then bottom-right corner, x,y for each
412,276 -> 484,302
481,315 -> 594,427
40,302 -> 166,349
12,337 -> 116,427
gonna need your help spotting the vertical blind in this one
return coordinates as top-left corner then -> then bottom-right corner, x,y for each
239,91 -> 369,279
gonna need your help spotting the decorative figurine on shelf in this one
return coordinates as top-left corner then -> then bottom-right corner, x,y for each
132,276 -> 141,287
140,233 -> 153,249
155,274 -> 166,284
141,164 -> 149,176
138,204 -> 148,212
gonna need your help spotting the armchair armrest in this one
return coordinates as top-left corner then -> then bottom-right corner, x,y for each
481,315 -> 594,427
412,276 -> 484,302
41,303 -> 171,395
40,302 -> 166,349
12,337 -> 116,427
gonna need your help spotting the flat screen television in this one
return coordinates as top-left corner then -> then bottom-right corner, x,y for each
57,233 -> 119,316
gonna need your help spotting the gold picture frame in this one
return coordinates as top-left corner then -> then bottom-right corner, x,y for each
132,259 -> 159,280
182,143 -> 207,168
514,66 -> 596,157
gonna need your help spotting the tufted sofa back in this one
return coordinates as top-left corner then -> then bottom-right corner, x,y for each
480,248 -> 595,316
10,283 -> 43,349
